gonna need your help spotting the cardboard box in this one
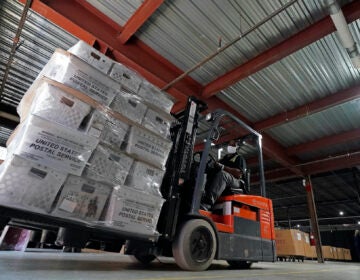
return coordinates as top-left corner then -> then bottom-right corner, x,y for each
275,229 -> 305,256
53,174 -> 112,222
301,232 -> 314,258
125,160 -> 165,196
109,62 -> 143,93
38,49 -> 118,106
141,108 -> 173,139
310,246 -> 317,258
0,155 -> 66,213
343,248 -> 352,261
336,247 -> 345,260
104,186 -> 164,236
85,145 -> 133,186
68,40 -> 113,74
109,89 -> 147,124
126,126 -> 172,170
85,110 -> 129,150
19,81 -> 91,129
322,246 -> 334,259
331,247 -> 338,260
9,115 -> 98,176
137,81 -> 175,113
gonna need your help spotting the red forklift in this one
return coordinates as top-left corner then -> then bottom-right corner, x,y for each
0,97 -> 275,270
126,97 -> 276,270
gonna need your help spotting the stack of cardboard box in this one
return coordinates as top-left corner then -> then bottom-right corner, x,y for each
343,248 -> 352,261
0,41 -> 176,237
275,229 -> 305,257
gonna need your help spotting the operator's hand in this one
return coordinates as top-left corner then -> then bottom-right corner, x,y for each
221,165 -> 243,179
216,162 -> 243,179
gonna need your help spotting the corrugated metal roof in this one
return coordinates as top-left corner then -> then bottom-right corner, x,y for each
0,0 -> 78,109
298,139 -> 360,161
85,0 -> 143,27
217,21 -> 360,122
136,0 -> 335,84
266,99 -> 360,147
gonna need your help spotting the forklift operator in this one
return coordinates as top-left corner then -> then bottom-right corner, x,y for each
201,140 -> 247,211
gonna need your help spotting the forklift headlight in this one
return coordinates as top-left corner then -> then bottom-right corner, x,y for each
205,113 -> 213,121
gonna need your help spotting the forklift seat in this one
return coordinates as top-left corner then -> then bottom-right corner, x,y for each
222,168 -> 251,196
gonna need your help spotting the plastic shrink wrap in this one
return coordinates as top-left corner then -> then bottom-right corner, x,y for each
68,40 -> 113,74
142,108 -> 173,139
125,160 -> 165,196
0,43 -> 176,238
18,81 -> 91,129
37,49 -> 120,106
85,110 -> 129,150
52,174 -> 112,222
108,62 -> 143,93
7,115 -> 98,176
126,126 -> 172,170
137,81 -> 175,114
85,145 -> 133,186
103,186 -> 164,236
0,155 -> 67,213
109,89 -> 147,124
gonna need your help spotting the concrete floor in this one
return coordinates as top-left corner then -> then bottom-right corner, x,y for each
0,251 -> 359,280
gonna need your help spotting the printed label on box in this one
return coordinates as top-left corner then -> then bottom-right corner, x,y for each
15,116 -> 98,175
297,233 -> 302,241
105,187 -> 164,235
59,199 -> 78,213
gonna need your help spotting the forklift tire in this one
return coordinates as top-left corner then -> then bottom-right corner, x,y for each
131,253 -> 156,265
227,260 -> 252,269
172,219 -> 216,271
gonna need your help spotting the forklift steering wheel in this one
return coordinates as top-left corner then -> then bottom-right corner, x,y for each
193,152 -> 217,170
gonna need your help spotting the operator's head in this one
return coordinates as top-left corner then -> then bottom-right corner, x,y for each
227,140 -> 238,154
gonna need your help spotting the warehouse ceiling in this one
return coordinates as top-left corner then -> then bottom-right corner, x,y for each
0,0 -> 359,229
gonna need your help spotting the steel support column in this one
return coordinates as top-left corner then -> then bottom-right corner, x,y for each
304,176 -> 324,263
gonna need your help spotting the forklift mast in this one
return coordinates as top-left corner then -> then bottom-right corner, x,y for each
158,97 -> 206,239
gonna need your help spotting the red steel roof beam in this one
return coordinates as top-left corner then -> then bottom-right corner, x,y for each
287,128 -> 360,156
262,135 -> 303,176
202,0 -> 360,98
302,151 -> 360,175
253,150 -> 360,183
74,0 -> 122,31
255,85 -> 360,132
20,0 -> 303,176
118,0 -> 164,44
19,0 -> 200,106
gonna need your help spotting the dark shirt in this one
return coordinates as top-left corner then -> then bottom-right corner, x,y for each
219,153 -> 246,171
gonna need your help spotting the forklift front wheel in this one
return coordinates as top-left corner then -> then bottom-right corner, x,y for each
172,219 -> 216,271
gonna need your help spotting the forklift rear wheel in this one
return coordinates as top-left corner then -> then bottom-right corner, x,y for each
227,260 -> 252,269
131,252 -> 156,265
172,219 -> 216,271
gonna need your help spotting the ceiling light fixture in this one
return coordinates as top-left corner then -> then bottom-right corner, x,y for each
326,0 -> 360,68
339,211 -> 344,216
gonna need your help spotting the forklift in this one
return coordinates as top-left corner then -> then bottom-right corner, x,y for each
0,96 -> 275,270
126,97 -> 276,271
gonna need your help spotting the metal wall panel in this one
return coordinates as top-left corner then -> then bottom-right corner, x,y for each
0,0 -> 78,109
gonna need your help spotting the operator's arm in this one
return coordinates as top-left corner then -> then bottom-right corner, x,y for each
223,165 -> 242,179
217,162 -> 242,179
